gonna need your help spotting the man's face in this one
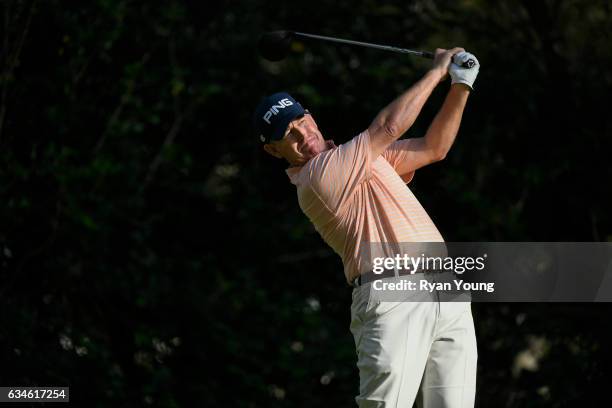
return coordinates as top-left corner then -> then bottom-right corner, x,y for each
264,112 -> 327,166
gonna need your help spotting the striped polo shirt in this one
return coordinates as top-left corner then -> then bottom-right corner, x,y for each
286,129 -> 444,284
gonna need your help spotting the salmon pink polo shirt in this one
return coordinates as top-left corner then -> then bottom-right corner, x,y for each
286,129 -> 444,284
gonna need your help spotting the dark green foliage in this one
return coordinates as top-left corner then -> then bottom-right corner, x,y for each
1,0 -> 611,406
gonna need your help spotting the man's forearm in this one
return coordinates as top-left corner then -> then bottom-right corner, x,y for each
424,84 -> 470,158
371,69 -> 445,138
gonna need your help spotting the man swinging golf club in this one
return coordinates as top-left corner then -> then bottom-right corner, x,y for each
254,47 -> 480,407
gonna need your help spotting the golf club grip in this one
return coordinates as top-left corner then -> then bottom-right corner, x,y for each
429,51 -> 477,69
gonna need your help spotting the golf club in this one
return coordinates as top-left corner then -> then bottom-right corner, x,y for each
258,30 -> 476,68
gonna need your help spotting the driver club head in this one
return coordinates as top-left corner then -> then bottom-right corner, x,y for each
258,30 -> 295,61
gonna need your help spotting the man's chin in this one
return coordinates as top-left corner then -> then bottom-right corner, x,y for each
303,148 -> 321,159
298,142 -> 328,161
304,143 -> 326,156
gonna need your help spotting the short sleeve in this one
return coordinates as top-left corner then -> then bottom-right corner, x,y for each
381,139 -> 416,184
307,129 -> 372,213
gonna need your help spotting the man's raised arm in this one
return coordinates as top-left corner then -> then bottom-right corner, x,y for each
367,47 -> 465,160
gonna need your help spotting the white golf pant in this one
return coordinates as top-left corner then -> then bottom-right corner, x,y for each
350,273 -> 477,408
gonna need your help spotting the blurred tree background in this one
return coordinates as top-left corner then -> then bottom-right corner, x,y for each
1,0 -> 611,406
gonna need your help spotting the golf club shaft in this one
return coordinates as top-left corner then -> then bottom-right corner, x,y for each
294,32 -> 434,59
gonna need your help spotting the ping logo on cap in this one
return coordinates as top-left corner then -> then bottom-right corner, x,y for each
262,98 -> 294,124
253,92 -> 305,143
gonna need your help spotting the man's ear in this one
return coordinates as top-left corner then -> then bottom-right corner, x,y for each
263,143 -> 283,159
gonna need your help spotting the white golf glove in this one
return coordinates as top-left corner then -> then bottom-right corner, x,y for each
449,51 -> 480,90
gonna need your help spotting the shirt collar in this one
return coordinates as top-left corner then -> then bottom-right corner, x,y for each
284,140 -> 337,185
285,166 -> 303,185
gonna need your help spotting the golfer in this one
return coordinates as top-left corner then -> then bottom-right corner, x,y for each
254,48 -> 480,408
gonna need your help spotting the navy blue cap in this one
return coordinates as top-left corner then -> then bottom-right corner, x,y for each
253,92 -> 306,143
